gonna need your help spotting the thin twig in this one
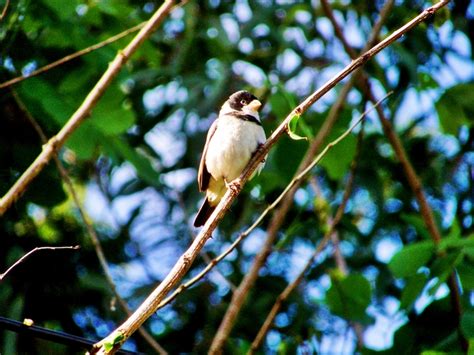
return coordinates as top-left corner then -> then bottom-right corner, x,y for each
210,1 -> 395,351
0,246 -> 79,281
12,91 -> 167,355
320,0 -> 465,350
0,22 -> 146,90
0,0 -> 177,216
87,2 -> 449,353
0,0 -> 9,20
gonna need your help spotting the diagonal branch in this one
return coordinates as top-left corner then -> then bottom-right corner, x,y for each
89,2 -> 449,353
0,0 -> 177,216
210,0 -> 394,351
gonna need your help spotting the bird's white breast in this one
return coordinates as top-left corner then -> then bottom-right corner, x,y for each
205,115 -> 266,182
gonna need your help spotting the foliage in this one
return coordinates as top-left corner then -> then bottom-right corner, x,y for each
1,0 -> 473,353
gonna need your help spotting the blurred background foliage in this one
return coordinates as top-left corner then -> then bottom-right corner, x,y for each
1,0 -> 474,353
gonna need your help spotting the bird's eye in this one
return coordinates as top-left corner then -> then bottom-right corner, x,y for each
240,100 -> 247,105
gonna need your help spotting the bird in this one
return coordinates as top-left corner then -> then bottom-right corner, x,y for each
193,90 -> 266,227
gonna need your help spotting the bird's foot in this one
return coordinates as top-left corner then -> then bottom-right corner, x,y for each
225,178 -> 242,194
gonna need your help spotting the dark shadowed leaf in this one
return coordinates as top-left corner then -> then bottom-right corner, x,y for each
326,273 -> 372,321
389,241 -> 434,278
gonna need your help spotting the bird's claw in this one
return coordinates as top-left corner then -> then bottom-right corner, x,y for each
225,179 -> 241,193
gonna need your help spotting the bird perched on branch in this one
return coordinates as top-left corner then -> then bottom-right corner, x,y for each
193,90 -> 266,227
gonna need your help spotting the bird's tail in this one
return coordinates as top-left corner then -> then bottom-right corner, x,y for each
193,199 -> 216,227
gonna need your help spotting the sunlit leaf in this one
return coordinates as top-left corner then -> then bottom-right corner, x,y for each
287,114 -> 309,141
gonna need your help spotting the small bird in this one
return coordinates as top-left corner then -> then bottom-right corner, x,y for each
193,90 -> 266,227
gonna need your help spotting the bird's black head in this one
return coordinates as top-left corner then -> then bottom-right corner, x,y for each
227,90 -> 258,111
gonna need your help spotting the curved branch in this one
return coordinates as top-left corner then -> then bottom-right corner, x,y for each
0,0 -> 177,216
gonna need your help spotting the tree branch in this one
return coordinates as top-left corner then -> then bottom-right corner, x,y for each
0,0 -> 177,216
87,2 -> 449,353
210,0 -> 395,351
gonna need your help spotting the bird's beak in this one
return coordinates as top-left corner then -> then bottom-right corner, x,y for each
247,99 -> 262,112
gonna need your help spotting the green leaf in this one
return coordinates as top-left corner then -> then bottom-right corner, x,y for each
42,0 -> 77,20
103,331 -> 125,352
457,262 -> 474,290
326,273 -> 372,321
417,71 -> 439,90
436,83 -> 474,135
18,78 -> 75,126
66,122 -> 102,160
400,272 -> 429,311
439,234 -> 474,252
427,251 -> 464,296
271,135 -> 308,183
319,133 -> 356,180
433,6 -> 451,28
389,241 -> 434,278
90,86 -> 135,135
287,114 -> 308,141
96,0 -> 135,18
461,311 -> 474,338
269,87 -> 295,119
400,214 -> 432,240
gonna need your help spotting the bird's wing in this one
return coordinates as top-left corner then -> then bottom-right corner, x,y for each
198,119 -> 218,192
